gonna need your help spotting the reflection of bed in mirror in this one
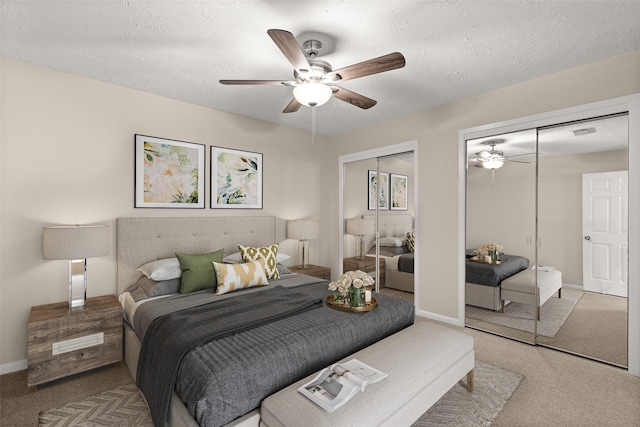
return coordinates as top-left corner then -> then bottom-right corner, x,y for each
364,214 -> 415,293
465,253 -> 530,311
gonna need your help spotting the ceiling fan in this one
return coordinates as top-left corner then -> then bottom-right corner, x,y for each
468,139 -> 535,169
219,29 -> 406,113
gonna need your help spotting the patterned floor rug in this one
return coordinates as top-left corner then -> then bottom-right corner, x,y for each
38,383 -> 153,426
466,288 -> 583,337
413,361 -> 523,427
39,361 -> 522,427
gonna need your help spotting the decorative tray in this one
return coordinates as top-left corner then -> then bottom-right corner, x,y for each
326,295 -> 378,312
468,257 -> 501,265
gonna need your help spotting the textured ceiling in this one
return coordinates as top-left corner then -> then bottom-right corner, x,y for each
2,1 -> 639,137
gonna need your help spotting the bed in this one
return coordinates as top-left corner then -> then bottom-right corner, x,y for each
465,253 -> 530,311
363,214 -> 415,293
116,216 -> 415,427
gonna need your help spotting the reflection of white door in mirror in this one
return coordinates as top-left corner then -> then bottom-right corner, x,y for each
582,171 -> 628,297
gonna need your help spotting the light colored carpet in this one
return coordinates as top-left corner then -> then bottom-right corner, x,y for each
38,361 -> 522,427
466,288 -> 583,337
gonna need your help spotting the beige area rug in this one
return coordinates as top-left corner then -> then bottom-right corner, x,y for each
39,362 -> 522,427
466,288 -> 583,337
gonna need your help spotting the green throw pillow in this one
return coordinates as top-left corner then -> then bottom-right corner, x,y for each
175,249 -> 224,294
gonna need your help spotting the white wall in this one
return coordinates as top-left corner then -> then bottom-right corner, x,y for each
0,58 -> 331,368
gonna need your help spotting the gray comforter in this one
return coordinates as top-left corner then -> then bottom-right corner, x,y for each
134,277 -> 415,427
465,254 -> 530,286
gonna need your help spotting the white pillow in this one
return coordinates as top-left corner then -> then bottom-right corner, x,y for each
378,236 -> 407,247
136,257 -> 182,281
223,251 -> 290,264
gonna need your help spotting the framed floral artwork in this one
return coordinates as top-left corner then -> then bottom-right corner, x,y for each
390,173 -> 408,210
368,170 -> 389,210
211,146 -> 263,209
134,134 -> 205,208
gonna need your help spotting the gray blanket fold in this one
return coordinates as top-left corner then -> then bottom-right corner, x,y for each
466,254 -> 530,286
136,285 -> 322,427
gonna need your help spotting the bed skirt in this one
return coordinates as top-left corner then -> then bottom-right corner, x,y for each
465,282 -> 501,312
386,270 -> 414,293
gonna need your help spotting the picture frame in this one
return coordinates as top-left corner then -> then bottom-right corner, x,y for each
368,170 -> 390,210
390,173 -> 408,210
211,146 -> 263,209
134,134 -> 205,208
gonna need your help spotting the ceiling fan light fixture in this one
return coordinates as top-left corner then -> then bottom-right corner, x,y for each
482,159 -> 504,169
293,82 -> 332,107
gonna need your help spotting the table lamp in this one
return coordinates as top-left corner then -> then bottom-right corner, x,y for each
346,218 -> 375,260
43,224 -> 109,311
286,219 -> 320,268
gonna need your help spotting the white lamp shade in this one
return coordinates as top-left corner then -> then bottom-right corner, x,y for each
482,159 -> 504,169
346,218 -> 375,236
43,225 -> 109,260
293,82 -> 333,107
287,220 -> 320,240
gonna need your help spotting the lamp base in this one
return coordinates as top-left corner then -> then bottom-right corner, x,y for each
297,240 -> 311,269
69,259 -> 87,311
355,235 -> 366,260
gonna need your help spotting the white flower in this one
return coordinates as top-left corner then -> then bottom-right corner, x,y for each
328,270 -> 375,292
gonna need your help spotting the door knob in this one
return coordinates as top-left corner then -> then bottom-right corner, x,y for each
584,236 -> 591,241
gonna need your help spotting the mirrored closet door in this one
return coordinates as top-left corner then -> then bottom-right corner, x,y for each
342,152 -> 415,303
464,114 -> 629,368
465,129 -> 538,344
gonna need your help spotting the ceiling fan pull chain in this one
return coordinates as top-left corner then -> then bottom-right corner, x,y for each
311,106 -> 317,146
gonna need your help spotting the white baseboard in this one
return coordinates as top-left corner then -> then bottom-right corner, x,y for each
0,359 -> 27,375
562,283 -> 584,291
416,310 -> 464,327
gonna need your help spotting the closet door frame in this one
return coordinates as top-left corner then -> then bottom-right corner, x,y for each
458,93 -> 640,377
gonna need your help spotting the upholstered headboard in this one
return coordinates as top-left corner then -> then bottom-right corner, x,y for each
375,214 -> 413,238
116,216 -> 276,295
360,214 -> 414,250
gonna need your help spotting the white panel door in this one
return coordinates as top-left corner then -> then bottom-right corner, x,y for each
582,171 -> 628,297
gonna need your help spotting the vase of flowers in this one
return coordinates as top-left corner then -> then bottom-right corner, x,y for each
328,270 -> 374,307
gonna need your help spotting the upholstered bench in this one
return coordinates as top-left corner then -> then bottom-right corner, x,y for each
260,318 -> 474,427
501,268 -> 563,320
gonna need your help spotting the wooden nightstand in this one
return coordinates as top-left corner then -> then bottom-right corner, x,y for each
288,264 -> 332,281
27,295 -> 123,387
343,256 -> 386,287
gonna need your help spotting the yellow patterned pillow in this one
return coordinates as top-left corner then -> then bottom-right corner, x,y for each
212,258 -> 268,295
406,231 -> 415,253
238,244 -> 280,279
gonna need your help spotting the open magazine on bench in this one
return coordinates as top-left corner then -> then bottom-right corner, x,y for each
297,358 -> 388,412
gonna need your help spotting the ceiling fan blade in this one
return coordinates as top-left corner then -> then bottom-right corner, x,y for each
330,86 -> 377,109
267,29 -> 311,74
326,52 -> 406,82
505,152 -> 536,159
219,79 -> 294,86
283,98 -> 302,113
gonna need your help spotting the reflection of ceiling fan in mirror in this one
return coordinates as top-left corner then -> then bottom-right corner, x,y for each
468,139 -> 535,169
219,29 -> 406,113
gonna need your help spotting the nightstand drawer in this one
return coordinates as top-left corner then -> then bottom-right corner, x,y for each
343,257 -> 385,287
27,295 -> 123,386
